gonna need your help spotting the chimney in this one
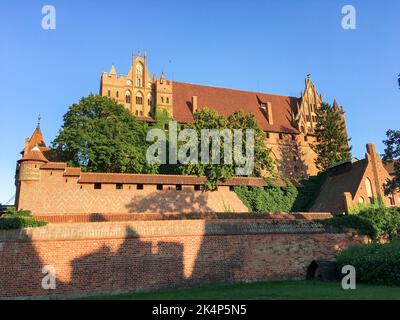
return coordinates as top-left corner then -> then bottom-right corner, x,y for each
192,96 -> 198,112
266,102 -> 273,125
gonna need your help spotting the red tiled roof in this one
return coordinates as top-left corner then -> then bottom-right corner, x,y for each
172,81 -> 300,133
79,172 -> 269,186
22,126 -> 49,155
64,167 -> 81,176
41,162 -> 67,170
311,160 -> 368,214
21,147 -> 49,163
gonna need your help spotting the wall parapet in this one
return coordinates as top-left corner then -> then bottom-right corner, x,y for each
0,219 -> 327,243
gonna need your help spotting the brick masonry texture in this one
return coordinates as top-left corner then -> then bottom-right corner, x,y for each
33,212 -> 333,223
0,218 -> 366,299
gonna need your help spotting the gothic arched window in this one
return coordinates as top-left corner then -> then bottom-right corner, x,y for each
125,90 -> 131,104
136,92 -> 143,105
136,63 -> 143,87
365,178 -> 373,199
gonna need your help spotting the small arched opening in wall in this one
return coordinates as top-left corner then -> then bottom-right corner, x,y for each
306,260 -> 319,280
306,260 -> 339,281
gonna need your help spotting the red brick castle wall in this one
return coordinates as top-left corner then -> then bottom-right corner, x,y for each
0,218 -> 366,298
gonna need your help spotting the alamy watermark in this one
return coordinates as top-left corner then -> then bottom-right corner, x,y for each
341,265 -> 356,290
41,265 -> 56,290
146,121 -> 255,175
342,5 -> 356,30
41,5 -> 56,30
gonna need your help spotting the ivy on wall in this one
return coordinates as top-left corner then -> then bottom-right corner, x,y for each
234,179 -> 298,213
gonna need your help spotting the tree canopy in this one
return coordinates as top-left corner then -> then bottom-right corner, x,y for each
52,94 -> 157,174
382,129 -> 400,194
311,102 -> 352,171
179,108 -> 275,190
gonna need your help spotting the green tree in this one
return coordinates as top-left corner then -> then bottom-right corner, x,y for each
180,108 -> 274,190
52,94 -> 157,174
382,129 -> 400,194
312,103 -> 351,170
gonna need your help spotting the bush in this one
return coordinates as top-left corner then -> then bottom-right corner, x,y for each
319,215 -> 378,240
234,179 -> 298,213
348,196 -> 386,214
0,210 -> 47,230
337,242 -> 400,286
358,206 -> 400,241
319,206 -> 400,241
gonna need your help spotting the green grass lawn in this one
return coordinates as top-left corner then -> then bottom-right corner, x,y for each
87,280 -> 400,300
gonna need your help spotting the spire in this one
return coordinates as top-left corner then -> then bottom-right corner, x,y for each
333,99 -> 339,111
109,64 -> 117,76
160,71 -> 165,83
37,114 -> 41,128
21,122 -> 49,156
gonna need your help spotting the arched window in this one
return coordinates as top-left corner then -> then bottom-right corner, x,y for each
116,91 -> 119,98
125,90 -> 131,104
166,97 -> 169,104
147,94 -> 152,107
365,178 -> 373,199
136,92 -> 143,105
136,63 -> 143,87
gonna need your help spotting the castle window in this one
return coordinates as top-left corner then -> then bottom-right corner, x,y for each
279,133 -> 283,140
157,184 -> 163,190
161,96 -> 164,103
194,185 -> 201,191
266,132 -> 270,139
107,90 -> 110,97
135,110 -> 139,116
116,183 -> 123,190
94,183 -> 102,190
365,178 -> 373,198
176,184 -> 182,191
229,186 -> 234,191
147,94 -> 152,106
140,111 -> 143,116
166,97 -> 169,104
136,63 -> 144,87
136,93 -> 143,105
136,184 -> 143,190
116,91 -> 119,98
291,134 -> 295,141
125,91 -> 131,103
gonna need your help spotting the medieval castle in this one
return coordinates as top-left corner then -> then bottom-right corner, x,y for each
13,52 -> 399,216
99,52 -> 347,179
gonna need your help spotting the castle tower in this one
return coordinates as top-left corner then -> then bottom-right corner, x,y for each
100,51 -> 154,118
155,71 -> 173,116
15,124 -> 49,210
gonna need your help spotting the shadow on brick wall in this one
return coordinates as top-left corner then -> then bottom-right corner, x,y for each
1,222 -> 251,298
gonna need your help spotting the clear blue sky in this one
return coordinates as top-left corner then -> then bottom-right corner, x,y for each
0,0 -> 399,203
